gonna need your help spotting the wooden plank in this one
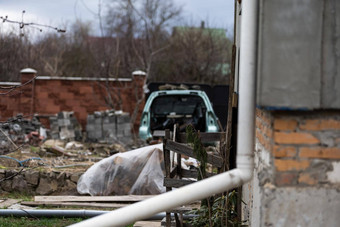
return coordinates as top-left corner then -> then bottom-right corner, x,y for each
164,130 -> 171,179
134,221 -> 161,227
163,178 -> 196,188
165,140 -> 223,168
153,130 -> 165,137
21,201 -> 127,209
200,132 -> 226,143
34,195 -> 154,203
181,169 -> 198,178
165,140 -> 194,158
181,169 -> 215,178
178,132 -> 226,143
170,167 -> 215,179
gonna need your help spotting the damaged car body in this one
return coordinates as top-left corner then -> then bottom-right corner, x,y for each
139,90 -> 220,140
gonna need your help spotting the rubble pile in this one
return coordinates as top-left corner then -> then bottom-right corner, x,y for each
49,112 -> 82,141
0,114 -> 45,154
0,110 -> 146,196
86,110 -> 132,144
0,138 -> 127,195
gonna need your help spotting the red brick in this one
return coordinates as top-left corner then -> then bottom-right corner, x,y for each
275,172 -> 297,186
79,86 -> 93,94
275,159 -> 310,171
273,146 -> 297,157
274,118 -> 298,131
300,119 -> 340,131
298,173 -> 317,185
20,97 -> 32,104
299,147 -> 340,159
274,132 -> 320,144
36,92 -> 49,99
59,92 -> 74,99
46,104 -> 60,113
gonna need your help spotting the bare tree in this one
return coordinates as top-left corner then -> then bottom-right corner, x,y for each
103,0 -> 183,127
105,0 -> 182,79
154,23 -> 232,85
0,31 -> 33,81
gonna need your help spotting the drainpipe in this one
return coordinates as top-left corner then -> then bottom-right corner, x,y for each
70,0 -> 258,226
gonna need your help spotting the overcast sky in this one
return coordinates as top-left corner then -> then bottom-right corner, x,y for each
0,0 -> 234,36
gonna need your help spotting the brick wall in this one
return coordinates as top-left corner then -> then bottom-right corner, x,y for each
255,108 -> 340,187
0,73 -> 146,131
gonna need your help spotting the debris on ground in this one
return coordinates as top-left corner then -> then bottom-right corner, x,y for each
0,110 -> 149,196
0,114 -> 46,154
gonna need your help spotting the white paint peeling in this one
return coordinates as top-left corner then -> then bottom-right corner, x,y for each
327,161 -> 340,183
255,139 -> 271,170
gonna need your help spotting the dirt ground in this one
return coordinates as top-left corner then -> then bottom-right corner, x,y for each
0,139 -> 145,173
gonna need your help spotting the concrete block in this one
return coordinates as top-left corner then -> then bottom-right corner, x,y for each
86,124 -> 95,131
58,119 -> 71,126
51,133 -> 59,139
87,115 -> 95,125
103,123 -> 115,132
116,128 -> 124,137
94,118 -> 102,125
59,126 -> 75,140
124,128 -> 131,136
116,114 -> 130,124
103,116 -> 116,124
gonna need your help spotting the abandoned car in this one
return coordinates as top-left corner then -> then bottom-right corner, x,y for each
139,90 -> 220,140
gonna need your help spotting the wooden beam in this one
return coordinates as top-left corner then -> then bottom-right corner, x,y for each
165,140 -> 223,168
34,195 -> 154,203
22,201 -> 127,209
181,169 -> 197,178
177,132 -> 226,143
22,201 -> 200,213
163,178 -> 196,188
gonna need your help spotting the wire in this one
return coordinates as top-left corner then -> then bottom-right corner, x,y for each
0,75 -> 37,96
0,11 -> 66,34
0,156 -> 44,167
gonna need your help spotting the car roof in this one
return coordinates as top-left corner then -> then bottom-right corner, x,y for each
144,90 -> 214,111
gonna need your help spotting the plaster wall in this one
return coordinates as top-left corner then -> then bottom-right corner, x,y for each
256,0 -> 340,109
261,187 -> 340,227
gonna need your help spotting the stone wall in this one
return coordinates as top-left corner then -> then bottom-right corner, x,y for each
242,108 -> 340,226
0,168 -> 83,195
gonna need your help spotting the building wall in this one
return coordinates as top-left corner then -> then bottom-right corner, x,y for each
256,0 -> 340,109
233,0 -> 340,225
0,73 -> 146,130
242,108 -> 340,226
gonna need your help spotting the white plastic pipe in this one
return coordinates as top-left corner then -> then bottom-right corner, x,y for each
70,0 -> 258,226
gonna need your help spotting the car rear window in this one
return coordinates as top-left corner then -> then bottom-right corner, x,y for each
150,95 -> 206,116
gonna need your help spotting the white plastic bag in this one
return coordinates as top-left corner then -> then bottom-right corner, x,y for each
77,144 -> 165,196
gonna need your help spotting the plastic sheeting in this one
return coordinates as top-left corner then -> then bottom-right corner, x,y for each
77,144 -> 165,196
